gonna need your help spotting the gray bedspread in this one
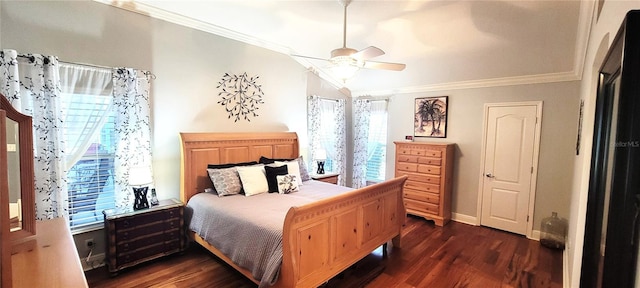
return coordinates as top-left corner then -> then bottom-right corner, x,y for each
186,180 -> 352,288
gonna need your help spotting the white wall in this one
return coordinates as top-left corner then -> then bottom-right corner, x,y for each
0,0 -> 339,260
385,80 -> 580,229
567,3 -> 640,287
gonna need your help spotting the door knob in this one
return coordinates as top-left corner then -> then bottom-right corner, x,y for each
485,173 -> 495,178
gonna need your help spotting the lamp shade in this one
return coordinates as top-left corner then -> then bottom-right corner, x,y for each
128,166 -> 153,186
314,149 -> 327,161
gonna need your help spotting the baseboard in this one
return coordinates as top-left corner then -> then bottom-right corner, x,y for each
81,252 -> 105,271
531,229 -> 541,241
451,213 -> 477,226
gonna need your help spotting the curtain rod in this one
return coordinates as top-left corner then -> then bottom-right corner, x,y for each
60,61 -> 157,80
308,95 -> 340,102
15,55 -> 156,80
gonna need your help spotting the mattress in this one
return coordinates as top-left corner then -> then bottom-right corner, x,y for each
186,180 -> 352,287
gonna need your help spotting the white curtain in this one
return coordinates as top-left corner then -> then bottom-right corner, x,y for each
59,63 -> 113,169
352,98 -> 371,188
0,49 -> 68,220
112,68 -> 153,210
307,95 -> 346,186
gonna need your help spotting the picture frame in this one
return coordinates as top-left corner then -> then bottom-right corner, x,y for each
414,96 -> 448,138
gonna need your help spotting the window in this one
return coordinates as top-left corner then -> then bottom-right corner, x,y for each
59,64 -> 115,232
317,99 -> 339,172
366,101 -> 388,183
64,101 -> 116,231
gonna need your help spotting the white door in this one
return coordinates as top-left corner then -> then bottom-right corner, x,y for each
480,103 -> 541,235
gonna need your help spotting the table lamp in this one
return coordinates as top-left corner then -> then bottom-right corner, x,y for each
315,149 -> 327,174
129,166 -> 152,210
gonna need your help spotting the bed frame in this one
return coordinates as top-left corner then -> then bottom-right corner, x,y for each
180,132 -> 407,287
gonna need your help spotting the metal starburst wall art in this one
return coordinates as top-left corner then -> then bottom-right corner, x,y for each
216,72 -> 265,122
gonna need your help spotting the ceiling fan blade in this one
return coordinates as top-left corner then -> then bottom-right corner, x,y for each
352,46 -> 385,60
291,54 -> 330,62
362,60 -> 406,71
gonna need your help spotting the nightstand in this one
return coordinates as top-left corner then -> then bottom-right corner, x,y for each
311,172 -> 340,185
103,198 -> 185,275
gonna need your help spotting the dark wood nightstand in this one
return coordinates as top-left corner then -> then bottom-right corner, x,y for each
103,198 -> 185,275
311,172 -> 340,185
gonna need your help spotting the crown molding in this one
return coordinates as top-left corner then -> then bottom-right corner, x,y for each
93,0 -> 294,55
352,71 -> 581,97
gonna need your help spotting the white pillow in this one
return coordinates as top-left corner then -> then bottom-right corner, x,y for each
236,165 -> 269,196
277,174 -> 299,194
275,160 -> 303,186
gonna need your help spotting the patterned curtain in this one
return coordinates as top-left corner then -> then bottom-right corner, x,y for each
333,99 -> 346,186
112,68 -> 153,210
0,49 -> 68,220
352,98 -> 371,188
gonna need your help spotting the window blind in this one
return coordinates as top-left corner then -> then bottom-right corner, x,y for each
366,101 -> 388,183
61,96 -> 116,231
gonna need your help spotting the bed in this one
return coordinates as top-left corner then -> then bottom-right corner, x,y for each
180,132 -> 407,287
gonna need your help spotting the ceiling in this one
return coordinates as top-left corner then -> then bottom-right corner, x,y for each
107,0 -> 590,96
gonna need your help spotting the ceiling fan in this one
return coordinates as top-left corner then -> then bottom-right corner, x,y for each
292,0 -> 406,79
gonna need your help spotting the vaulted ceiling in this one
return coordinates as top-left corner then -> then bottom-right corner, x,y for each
105,0 -> 590,96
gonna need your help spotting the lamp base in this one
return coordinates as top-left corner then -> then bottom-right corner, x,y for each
316,161 -> 325,174
133,187 -> 149,210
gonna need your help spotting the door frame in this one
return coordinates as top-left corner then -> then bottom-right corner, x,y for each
476,101 -> 543,239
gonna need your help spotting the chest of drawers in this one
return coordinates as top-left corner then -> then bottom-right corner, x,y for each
311,172 -> 340,185
103,198 -> 185,275
394,142 -> 455,226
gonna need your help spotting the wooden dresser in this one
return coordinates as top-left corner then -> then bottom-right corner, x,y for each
394,141 -> 455,226
11,218 -> 88,287
103,198 -> 185,275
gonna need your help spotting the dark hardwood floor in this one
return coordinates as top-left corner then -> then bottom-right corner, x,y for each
86,216 -> 563,288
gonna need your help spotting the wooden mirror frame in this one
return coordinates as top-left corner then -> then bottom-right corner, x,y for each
1,109 -> 13,287
0,95 -> 36,242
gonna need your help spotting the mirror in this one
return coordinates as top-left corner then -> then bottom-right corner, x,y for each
6,117 -> 22,232
0,95 -> 36,242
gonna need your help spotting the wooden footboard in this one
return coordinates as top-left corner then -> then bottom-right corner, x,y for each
276,176 -> 407,288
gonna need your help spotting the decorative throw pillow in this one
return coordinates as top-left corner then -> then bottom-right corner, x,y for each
277,174 -> 299,194
207,167 -> 242,197
275,160 -> 303,186
260,156 -> 311,182
236,165 -> 269,196
265,165 -> 289,193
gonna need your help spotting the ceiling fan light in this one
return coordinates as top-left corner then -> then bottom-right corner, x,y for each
330,63 -> 359,80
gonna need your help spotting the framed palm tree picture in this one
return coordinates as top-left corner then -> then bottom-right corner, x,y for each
414,96 -> 448,138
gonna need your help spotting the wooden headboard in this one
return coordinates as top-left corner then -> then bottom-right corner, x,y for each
179,132 -> 299,203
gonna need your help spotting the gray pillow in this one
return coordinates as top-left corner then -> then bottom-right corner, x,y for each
207,167 -> 242,197
296,156 -> 311,182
